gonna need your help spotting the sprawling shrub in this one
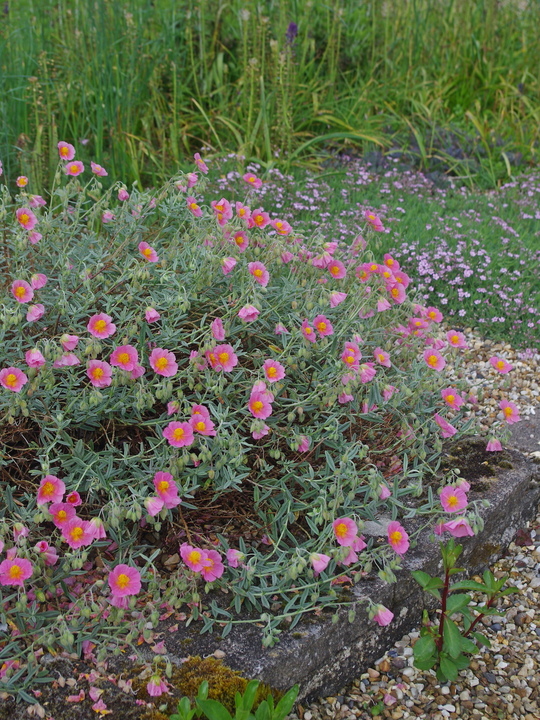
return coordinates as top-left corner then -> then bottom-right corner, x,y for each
0,154 -> 486,694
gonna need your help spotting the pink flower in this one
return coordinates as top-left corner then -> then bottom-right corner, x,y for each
180,543 -> 207,572
440,485 -> 468,513
200,549 -> 224,582
338,392 -> 354,404
327,259 -> 346,279
28,231 -> 42,244
423,349 -> 446,371
87,313 -> 116,339
0,558 -> 33,587
441,388 -> 464,409
231,230 -> 249,252
11,279 -> 34,303
446,330 -> 468,349
16,207 -> 38,231
34,540 -> 59,566
252,424 -> 270,439
330,291 -> 347,307
364,210 -> 384,231
274,323 -> 290,335
262,358 -> 285,383
145,307 -> 160,323
372,604 -> 394,626
333,517 -> 357,547
377,298 -> 391,312
374,348 -> 391,367
0,367 -> 28,392
108,564 -> 142,598
388,283 -> 407,304
243,172 -> 262,189
310,553 -> 331,574
341,342 -> 361,368
249,207 -> 270,229
145,496 -> 164,516
193,153 -> 209,174
500,399 -> 520,424
186,172 -> 198,188
25,348 -> 45,368
434,413 -> 458,438
102,210 -> 115,223
211,317 -> 225,341
222,256 -> 237,275
226,549 -> 245,568
26,304 -> 45,322
236,303 -> 260,323
118,188 -> 130,201
379,484 -> 392,500
66,491 -> 82,507
60,334 -> 79,351
167,401 -> 180,415
61,517 -> 94,549
249,390 -> 273,419
297,436 -> 311,452
208,343 -> 239,372
313,315 -> 334,337
486,438 -> 502,452
147,675 -> 169,698
490,356 -> 513,374
139,242 -> 159,262
436,518 -> 474,538
383,252 -> 399,270
149,348 -> 178,377
248,261 -> 270,287
153,471 -> 182,509
163,421 -> 194,448
49,502 -> 76,528
301,319 -> 316,343
426,306 -> 443,323
53,352 -> 80,368
16,176 -> 28,187
110,345 -> 139,372
91,161 -> 108,176
87,360 -> 113,388
64,161 -> 85,177
186,196 -> 203,217
359,363 -> 376,383
37,475 -> 65,505
383,385 -> 397,401
13,523 -> 29,542
235,202 -> 251,221
387,521 -> 409,555
189,405 -> 215,436
211,198 -> 233,225
58,141 -> 75,161
272,219 -> 292,235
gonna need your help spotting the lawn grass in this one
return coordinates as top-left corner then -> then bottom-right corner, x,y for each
1,0 -> 539,190
212,156 -> 540,349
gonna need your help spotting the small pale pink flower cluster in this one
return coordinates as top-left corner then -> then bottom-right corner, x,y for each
180,542 -> 224,582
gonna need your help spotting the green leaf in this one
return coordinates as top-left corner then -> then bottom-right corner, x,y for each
472,632 -> 491,648
413,635 -> 437,663
425,577 -> 444,590
454,653 -> 470,670
411,570 -> 432,588
443,617 -> 463,659
271,685 -> 299,720
255,701 -> 271,720
445,593 -> 471,616
460,636 -> 478,654
449,580 -> 486,592
196,698 -> 233,720
239,680 -> 260,713
414,656 -> 438,671
500,586 -> 519,597
440,656 -> 458,682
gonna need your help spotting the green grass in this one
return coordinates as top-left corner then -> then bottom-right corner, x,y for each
1,0 -> 539,190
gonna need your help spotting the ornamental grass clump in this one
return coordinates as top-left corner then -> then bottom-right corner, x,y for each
0,148 -> 502,695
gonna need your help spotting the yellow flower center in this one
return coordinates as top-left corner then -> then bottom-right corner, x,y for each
275,221 -> 283,228
316,322 -> 327,332
60,146 -> 69,157
94,319 -> 107,332
330,265 -> 339,276
15,285 -> 26,298
5,373 -> 17,387
116,573 -> 130,589
142,247 -> 152,257
378,354 -> 385,362
9,565 -> 23,580
390,530 -> 402,543
345,355 -> 354,365
235,235 -> 244,245
155,356 -> 168,371
238,208 -> 246,217
252,400 -> 264,412
304,327 -> 312,334
446,394 -> 455,404
57,510 -> 67,522
496,360 -> 505,369
195,421 -> 206,432
391,287 -> 399,296
428,355 -> 438,366
267,366 -> 277,377
447,495 -> 458,507
254,215 -> 263,225
504,406 -> 513,417
218,352 -> 229,364
253,268 -> 263,277
70,526 -> 84,541
368,214 -> 375,220
335,522 -> 348,538
188,550 -> 201,564
118,352 -> 130,365
370,264 -> 378,271
20,213 -> 29,224
92,367 -> 104,379
172,427 -> 185,441
189,202 -> 198,210
69,164 -> 79,173
157,481 -> 169,492
42,481 -> 55,497
451,335 -> 459,344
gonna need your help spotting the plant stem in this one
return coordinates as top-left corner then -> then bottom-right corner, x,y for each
436,566 -> 450,652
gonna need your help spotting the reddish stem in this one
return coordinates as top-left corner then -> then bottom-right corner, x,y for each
436,567 -> 450,652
